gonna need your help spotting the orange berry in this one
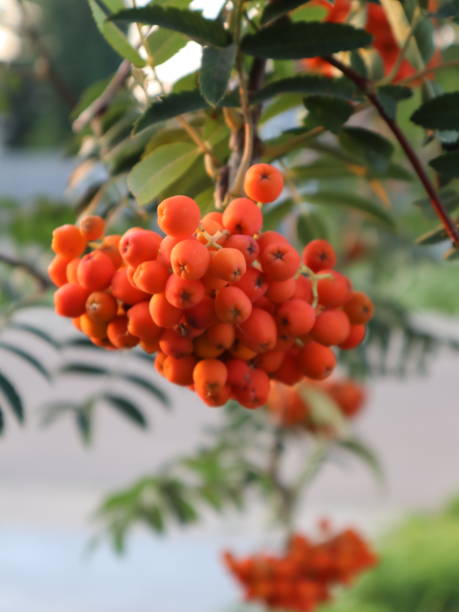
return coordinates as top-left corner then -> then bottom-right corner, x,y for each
230,340 -> 257,360
157,235 -> 182,266
149,293 -> 182,328
48,254 -> 70,286
273,349 -> 304,385
171,238 -> 210,280
252,295 -> 276,315
111,268 -> 150,304
51,224 -> 86,258
127,301 -> 161,342
310,309 -> 351,346
257,230 -> 288,252
133,260 -> 169,294
163,355 -> 197,386
98,241 -> 123,268
276,299 -> 316,336
303,239 -> 337,272
89,336 -> 117,350
119,228 -> 162,267
159,329 -> 193,358
78,215 -> 105,241
293,276 -> 313,303
300,341 -> 336,380
260,242 -> 300,281
343,291 -> 374,324
196,383 -> 231,407
206,322 -> 235,351
225,234 -> 260,263
265,278 -> 296,303
215,286 -> 252,324
234,267 -> 267,302
339,324 -> 366,350
226,359 -> 251,389
235,368 -> 270,408
77,250 -> 116,291
174,317 -> 205,339
154,351 -> 167,376
86,291 -> 117,323
184,295 -> 216,329
327,380 -> 365,418
244,163 -> 284,203
193,358 -> 227,388
107,316 -> 139,348
157,195 -> 200,237
201,272 -> 228,295
222,198 -> 263,235
210,248 -> 247,283
140,339 -> 160,354
66,258 -> 80,284
256,349 -> 285,374
165,275 -> 205,309
79,313 -> 107,339
238,308 -> 277,353
194,335 -> 224,358
72,317 -> 82,332
317,270 -> 352,308
54,283 -> 90,318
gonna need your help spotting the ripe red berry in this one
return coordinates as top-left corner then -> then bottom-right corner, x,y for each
303,239 -> 337,272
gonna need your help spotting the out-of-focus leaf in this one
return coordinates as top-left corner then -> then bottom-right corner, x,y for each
261,0 -> 311,25
200,43 -> 236,105
429,150 -> 459,179
146,28 -> 187,66
304,95 -> 353,132
297,212 -> 329,243
103,393 -> 148,429
377,85 -> 412,120
444,246 -> 459,260
339,127 -> 394,174
134,91 -> 205,132
0,342 -> 51,380
254,75 -> 354,103
9,322 -> 59,349
0,408 -> 4,434
414,188 -> 459,219
411,92 -> 459,130
121,373 -> 170,407
0,372 -> 24,424
299,386 -> 346,434
338,437 -> 385,485
263,199 -> 294,231
59,362 -> 109,376
416,224 -> 450,245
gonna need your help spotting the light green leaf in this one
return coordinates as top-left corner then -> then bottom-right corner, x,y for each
263,199 -> 294,231
297,212 -> 329,243
339,126 -> 394,174
109,6 -> 232,47
146,28 -> 187,66
128,142 -> 199,205
87,0 -> 145,67
200,43 -> 236,106
299,386 -> 347,434
416,224 -> 450,245
241,21 -> 371,59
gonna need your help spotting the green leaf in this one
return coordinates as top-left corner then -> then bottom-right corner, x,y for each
59,362 -> 109,376
103,393 -> 148,429
0,342 -> 51,380
143,506 -> 165,532
241,21 -> 372,59
339,126 -> 394,174
416,224 -> 450,245
377,85 -> 412,120
297,212 -> 329,243
200,43 -> 236,106
121,373 -> 170,407
414,188 -> 459,219
146,28 -> 187,66
444,246 -> 459,260
0,408 -> 4,434
135,90 -> 205,132
305,190 -> 396,228
87,0 -> 145,67
0,371 -> 24,424
128,142 -> 199,205
254,75 -> 354,104
411,92 -> 459,130
9,322 -> 59,349
299,386 -> 346,434
261,0 -> 311,25
109,6 -> 232,47
263,199 -> 294,231
339,437 -> 384,485
76,406 -> 92,445
303,95 -> 353,133
429,150 -> 459,179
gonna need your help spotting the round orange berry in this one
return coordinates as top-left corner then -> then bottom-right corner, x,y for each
244,163 -> 284,204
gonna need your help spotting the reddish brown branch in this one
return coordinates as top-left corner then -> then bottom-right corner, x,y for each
323,55 -> 459,247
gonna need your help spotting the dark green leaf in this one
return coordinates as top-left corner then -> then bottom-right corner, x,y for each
411,92 -> 459,130
109,6 -> 232,47
263,199 -> 294,231
444,246 -> 459,260
305,190 -> 396,228
377,85 -> 412,120
75,408 -> 92,445
0,371 -> 24,423
59,362 -> 109,376
416,224 -> 450,245
200,43 -> 236,106
261,0 -> 311,25
103,393 -> 148,428
303,95 -> 353,132
160,481 -> 198,524
255,75 -> 354,103
297,212 -> 329,244
121,373 -> 170,407
0,408 -> 4,434
430,0 -> 459,18
339,126 -> 394,174
429,150 -> 459,179
135,90 -> 206,132
0,342 -> 51,380
146,28 -> 187,66
143,506 -> 165,532
339,437 -> 384,485
241,21 -> 372,59
9,322 -> 59,349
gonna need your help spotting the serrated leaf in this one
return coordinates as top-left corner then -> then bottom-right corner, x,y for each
9,322 -> 59,349
121,373 -> 170,407
146,28 -> 187,66
297,212 -> 329,244
103,393 -> 148,428
429,150 -> 459,179
109,6 -> 232,47
416,224 -> 450,245
128,142 -> 199,205
0,342 -> 51,381
377,85 -> 412,120
254,75 -> 354,104
411,92 -> 459,130
0,371 -> 24,424
135,91 -> 206,132
241,21 -> 371,59
87,0 -> 145,67
59,362 -> 109,376
261,0 -> 311,25
303,95 -> 353,133
339,126 -> 394,174
305,190 -> 396,228
338,437 -> 384,484
200,43 -> 236,106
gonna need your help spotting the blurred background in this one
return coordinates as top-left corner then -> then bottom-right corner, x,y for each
1,1 -> 459,611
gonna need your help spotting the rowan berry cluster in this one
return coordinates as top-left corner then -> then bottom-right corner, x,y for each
224,527 -> 377,612
49,163 -> 374,409
267,378 -> 366,428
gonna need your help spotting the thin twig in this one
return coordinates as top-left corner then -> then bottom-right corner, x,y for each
397,60 -> 459,86
0,253 -> 51,290
323,55 -> 459,247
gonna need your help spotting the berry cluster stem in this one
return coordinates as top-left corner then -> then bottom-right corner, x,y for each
323,55 -> 459,248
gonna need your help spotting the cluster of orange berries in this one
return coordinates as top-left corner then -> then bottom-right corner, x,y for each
49,163 -> 373,409
267,378 -> 366,429
224,526 -> 377,612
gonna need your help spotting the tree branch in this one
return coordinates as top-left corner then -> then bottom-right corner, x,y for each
323,54 -> 459,248
0,253 -> 51,290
